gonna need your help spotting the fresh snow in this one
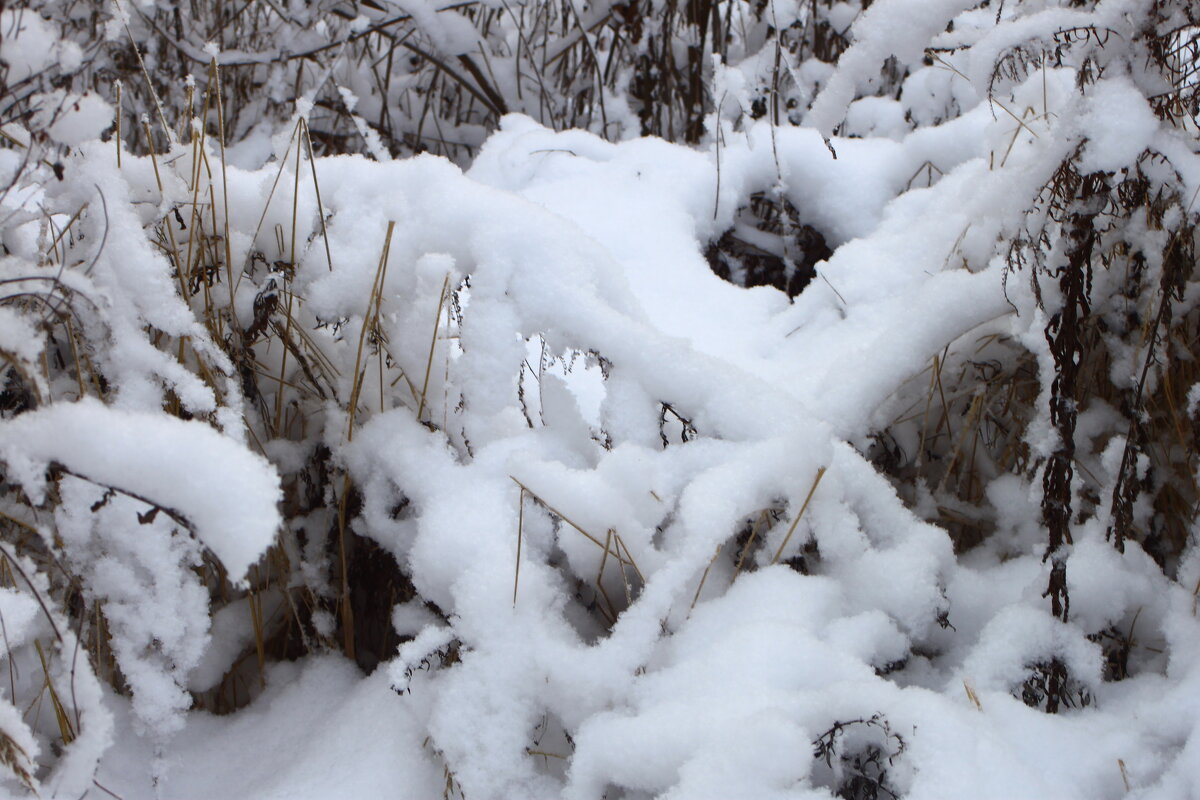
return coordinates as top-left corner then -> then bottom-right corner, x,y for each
1,1 -> 1200,799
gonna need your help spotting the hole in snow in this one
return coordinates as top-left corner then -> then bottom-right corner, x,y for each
705,192 -> 831,298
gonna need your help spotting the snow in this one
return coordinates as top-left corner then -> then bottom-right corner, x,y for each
0,399 -> 281,582
805,0 -> 984,140
1079,76 -> 1162,173
0,11 -> 82,85
100,658 -> 443,799
1,0 -> 1199,798
31,90 -> 114,147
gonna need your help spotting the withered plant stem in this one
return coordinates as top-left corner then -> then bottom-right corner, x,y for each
771,467 -> 827,565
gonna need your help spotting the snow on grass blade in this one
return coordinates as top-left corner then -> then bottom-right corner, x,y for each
0,399 -> 280,582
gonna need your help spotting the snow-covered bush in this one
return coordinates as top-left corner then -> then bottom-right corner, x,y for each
1,0 -> 1199,797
